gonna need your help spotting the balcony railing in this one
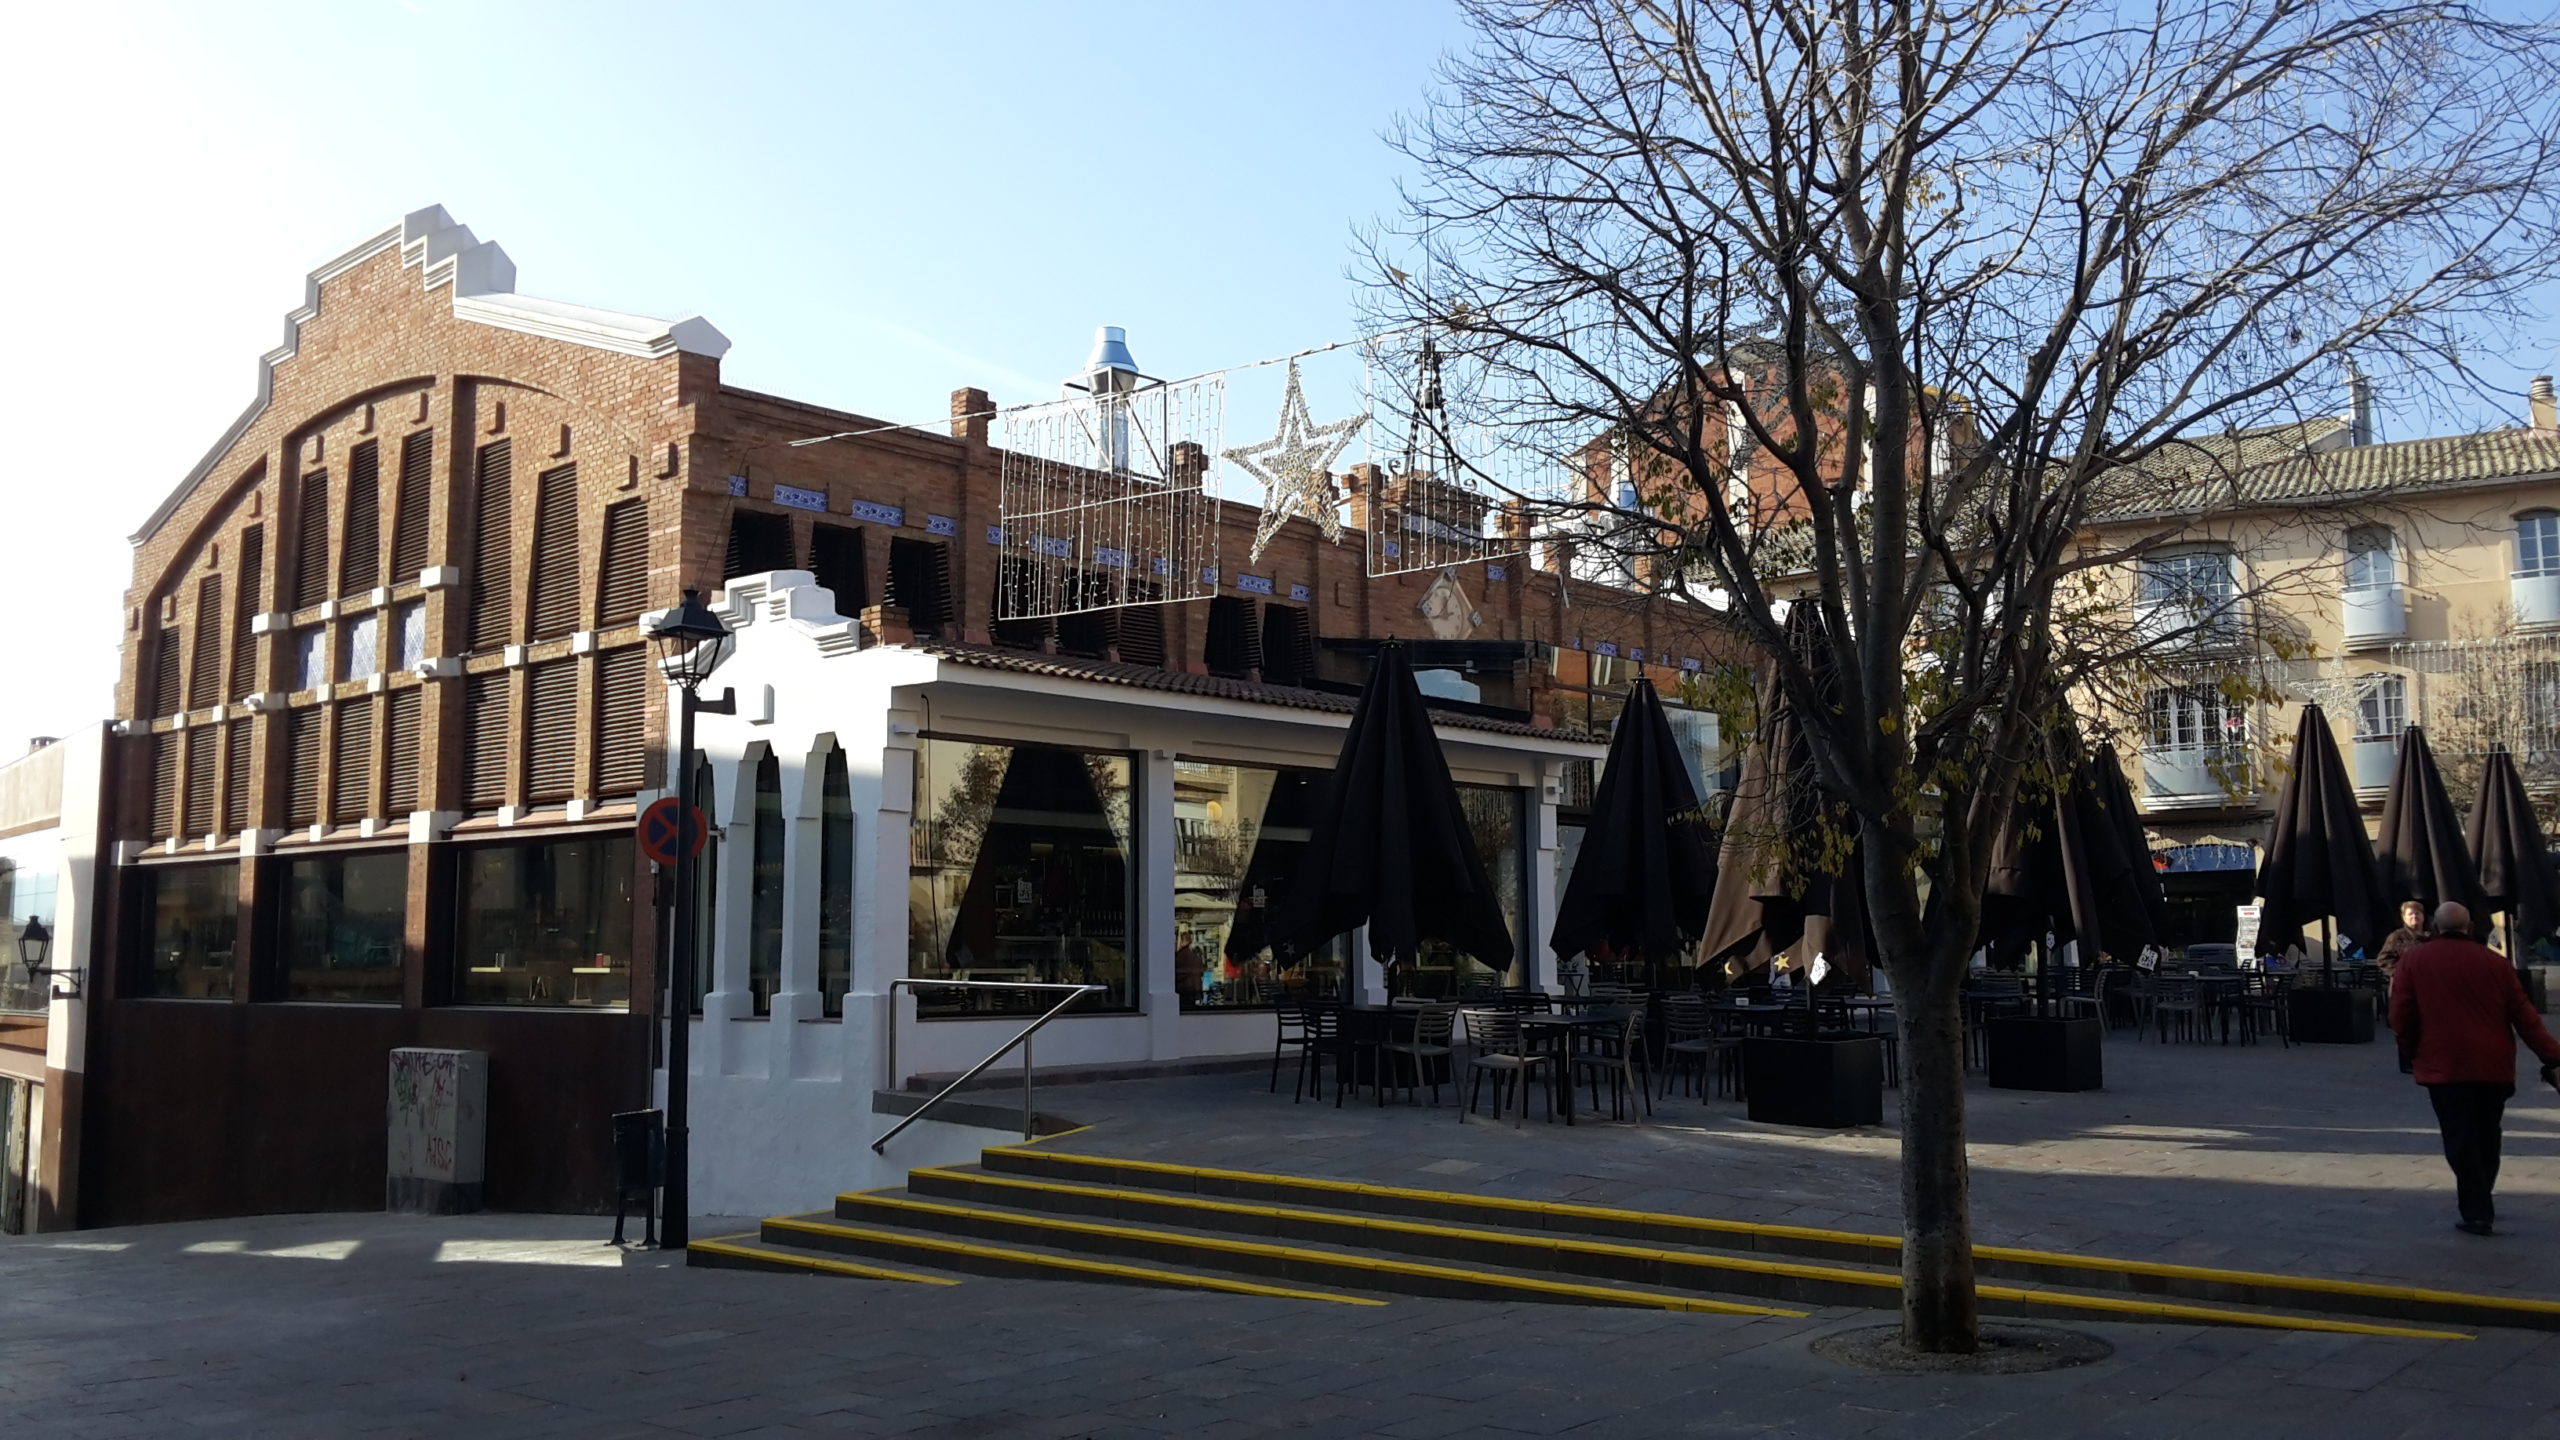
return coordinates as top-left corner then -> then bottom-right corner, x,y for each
2350,735 -> 2397,795
2341,583 -> 2406,648
2133,597 -> 2246,652
2515,572 -> 2560,629
2141,744 -> 2252,807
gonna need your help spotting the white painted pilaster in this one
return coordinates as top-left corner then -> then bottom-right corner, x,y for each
1138,749 -> 1180,1061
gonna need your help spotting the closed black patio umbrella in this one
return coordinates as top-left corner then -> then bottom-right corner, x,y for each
2468,743 -> 2558,959
2374,725 -> 2485,932
1273,642 -> 1514,982
1550,677 -> 1717,989
2087,745 -> 2170,950
2255,704 -> 2390,979
1975,729 -> 2157,1008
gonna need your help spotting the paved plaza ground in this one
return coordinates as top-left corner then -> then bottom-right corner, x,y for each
6,1030 -> 2560,1438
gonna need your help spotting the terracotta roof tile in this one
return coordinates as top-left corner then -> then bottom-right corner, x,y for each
914,643 -> 1591,742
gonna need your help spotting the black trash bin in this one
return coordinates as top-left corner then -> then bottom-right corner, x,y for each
611,1109 -> 665,1247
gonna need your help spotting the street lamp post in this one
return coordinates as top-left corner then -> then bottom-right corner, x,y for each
644,589 -> 733,1251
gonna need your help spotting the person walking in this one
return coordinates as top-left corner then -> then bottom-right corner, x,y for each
2390,902 -> 2560,1235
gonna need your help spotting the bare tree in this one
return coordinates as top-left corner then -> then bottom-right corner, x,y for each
1365,0 -> 2560,1353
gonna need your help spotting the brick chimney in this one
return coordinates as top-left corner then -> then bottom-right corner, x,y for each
951,387 -> 992,445
2532,376 -> 2557,432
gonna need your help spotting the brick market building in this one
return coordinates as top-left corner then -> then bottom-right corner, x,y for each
88,207 -> 1737,1226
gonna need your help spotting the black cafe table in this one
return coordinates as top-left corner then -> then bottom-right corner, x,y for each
1306,1001 -> 1420,1105
1518,1012 -> 1628,1125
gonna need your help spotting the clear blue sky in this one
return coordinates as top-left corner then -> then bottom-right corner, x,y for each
3,1 -> 2556,748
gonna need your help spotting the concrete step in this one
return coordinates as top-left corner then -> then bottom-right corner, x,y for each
685,1228 -> 967,1286
751,1210 -> 1384,1306
827,1188 -> 1810,1316
890,1168 -> 2470,1337
974,1147 -> 2538,1336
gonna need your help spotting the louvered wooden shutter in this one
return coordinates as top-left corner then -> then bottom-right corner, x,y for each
390,431 -> 433,578
189,575 -> 224,708
384,688 -> 421,814
724,508 -> 795,580
341,441 -> 381,594
231,527 -> 264,696
526,465 -> 581,639
223,719 -> 252,833
991,555 -> 1048,650
1261,605 -> 1314,687
333,698 -> 374,821
152,626 -> 182,717
150,732 -> 179,839
1117,603 -> 1167,668
808,523 -> 867,614
285,708 -> 321,827
183,727 -> 215,837
1204,597 -> 1261,678
595,497 -> 650,627
293,470 -> 331,608
524,658 -> 578,803
464,671 -> 509,809
594,645 -> 650,795
468,441 -> 513,651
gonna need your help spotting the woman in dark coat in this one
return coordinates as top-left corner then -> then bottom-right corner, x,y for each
2379,899 -> 2431,983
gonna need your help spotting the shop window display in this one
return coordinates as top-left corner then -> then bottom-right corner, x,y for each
908,737 -> 1135,1015
1171,760 -> 1347,1009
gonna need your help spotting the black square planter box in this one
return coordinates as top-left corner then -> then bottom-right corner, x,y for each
2289,987 -> 2375,1044
1986,1015 -> 2104,1092
1744,1035 -> 1884,1128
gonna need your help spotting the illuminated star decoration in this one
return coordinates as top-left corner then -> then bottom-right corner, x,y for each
1224,360 -> 1367,562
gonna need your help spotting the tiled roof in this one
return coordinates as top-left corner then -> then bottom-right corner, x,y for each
2101,418 -> 2560,518
915,643 -> 1595,742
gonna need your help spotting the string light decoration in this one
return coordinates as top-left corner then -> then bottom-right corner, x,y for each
1223,359 -> 1366,562
996,351 -> 1225,620
1355,332 -> 1543,579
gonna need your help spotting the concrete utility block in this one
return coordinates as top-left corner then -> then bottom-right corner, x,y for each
387,1048 -> 488,1215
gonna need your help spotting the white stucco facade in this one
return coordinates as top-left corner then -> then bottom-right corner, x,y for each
661,572 -> 1600,1217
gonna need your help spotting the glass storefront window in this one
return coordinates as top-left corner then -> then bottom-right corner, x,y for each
127,862 -> 239,1000
1173,760 -> 1347,1009
277,851 -> 405,1003
1406,784 -> 1526,998
909,737 -> 1135,1016
452,835 -> 633,1007
819,747 -> 852,1019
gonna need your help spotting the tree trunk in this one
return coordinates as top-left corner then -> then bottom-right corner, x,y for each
1895,971 -> 1978,1352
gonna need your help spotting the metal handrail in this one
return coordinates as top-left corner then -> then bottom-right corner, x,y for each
873,979 -> 1103,1153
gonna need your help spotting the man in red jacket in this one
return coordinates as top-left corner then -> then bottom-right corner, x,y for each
2390,902 -> 2560,1235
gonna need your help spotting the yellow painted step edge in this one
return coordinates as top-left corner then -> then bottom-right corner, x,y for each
903,1166 -> 1894,1291
689,1235 -> 962,1286
838,1192 -> 1803,1318
764,1215 -> 1385,1306
905,1170 -> 2465,1339
991,1147 -> 2556,1320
